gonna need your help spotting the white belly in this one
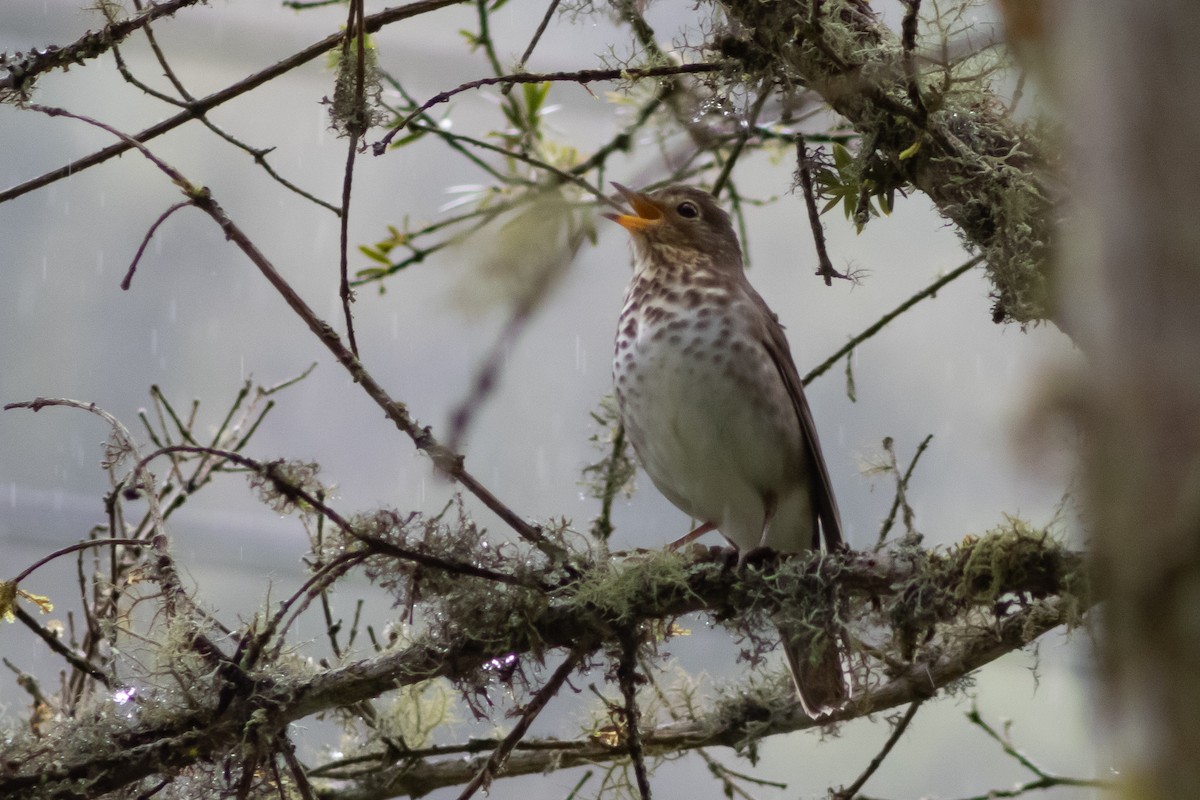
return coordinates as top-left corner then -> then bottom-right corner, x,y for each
613,298 -> 814,552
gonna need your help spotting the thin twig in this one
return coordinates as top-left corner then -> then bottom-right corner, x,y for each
802,255 -> 982,385
795,133 -> 845,285
834,700 -> 923,799
617,633 -> 652,799
0,0 -> 203,96
9,537 -> 147,585
374,63 -> 723,152
116,0 -> 342,213
1,0 -> 467,206
29,103 -> 556,556
14,606 -> 111,686
120,201 -> 191,289
129,444 -> 541,587
456,652 -> 582,800
590,421 -> 628,542
504,0 -> 563,93
337,0 -> 367,357
877,434 -> 933,546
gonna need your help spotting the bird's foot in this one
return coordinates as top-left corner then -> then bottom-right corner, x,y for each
740,545 -> 781,568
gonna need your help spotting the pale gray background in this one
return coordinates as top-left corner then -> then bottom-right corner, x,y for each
1,2 -> 1098,798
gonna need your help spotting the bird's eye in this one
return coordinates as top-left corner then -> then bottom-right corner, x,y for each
676,201 -> 699,219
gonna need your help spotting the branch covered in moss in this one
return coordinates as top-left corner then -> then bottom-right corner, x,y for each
0,524 -> 1091,799
0,0 -> 204,100
715,0 -> 1053,324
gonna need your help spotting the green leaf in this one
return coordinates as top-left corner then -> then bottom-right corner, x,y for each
523,81 -> 550,117
355,266 -> 391,280
832,142 -> 853,169
389,128 -> 428,148
358,245 -> 392,265
898,139 -> 921,160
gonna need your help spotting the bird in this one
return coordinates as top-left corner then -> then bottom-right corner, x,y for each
604,182 -> 850,717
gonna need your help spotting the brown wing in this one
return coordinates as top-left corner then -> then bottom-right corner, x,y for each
747,282 -> 845,552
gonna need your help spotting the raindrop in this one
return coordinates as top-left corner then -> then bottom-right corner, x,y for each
150,328 -> 158,356
8,482 -> 15,507
168,296 -> 177,323
96,250 -> 104,275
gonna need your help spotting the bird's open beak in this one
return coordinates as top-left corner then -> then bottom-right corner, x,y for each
603,182 -> 663,233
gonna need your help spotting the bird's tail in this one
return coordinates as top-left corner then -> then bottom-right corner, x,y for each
775,618 -> 850,718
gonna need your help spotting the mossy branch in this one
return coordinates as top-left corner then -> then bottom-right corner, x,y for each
716,0 -> 1053,324
0,524 -> 1090,799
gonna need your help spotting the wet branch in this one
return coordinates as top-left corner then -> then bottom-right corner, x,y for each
0,0 -> 468,205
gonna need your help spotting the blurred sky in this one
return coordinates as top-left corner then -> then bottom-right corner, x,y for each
0,2 -> 1100,798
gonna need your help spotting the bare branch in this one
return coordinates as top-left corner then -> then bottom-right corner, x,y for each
0,0 -> 468,206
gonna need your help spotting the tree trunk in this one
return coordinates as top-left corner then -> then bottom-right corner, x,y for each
1058,3 -> 1200,796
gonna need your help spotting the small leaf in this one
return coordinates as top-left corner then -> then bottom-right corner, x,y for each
389,128 -> 428,148
832,142 -> 853,169
358,246 -> 391,265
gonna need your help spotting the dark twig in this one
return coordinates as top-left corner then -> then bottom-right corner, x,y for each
129,444 -> 539,587
834,700 -> 924,799
1,0 -> 467,206
504,0 -> 563,94
113,0 -> 340,216
29,103 -> 556,556
795,134 -> 845,285
8,537 -> 147,586
802,254 -> 982,385
337,0 -> 368,357
0,0 -> 203,97
379,73 -> 517,184
960,707 -> 1113,796
456,652 -> 582,800
877,434 -> 933,545
374,64 -> 723,152
116,0 -> 342,213
590,420 -> 629,542
618,633 -> 652,800
120,201 -> 192,290
14,606 -> 111,686
258,552 -> 368,666
276,734 -> 319,800
850,708 -> 1116,800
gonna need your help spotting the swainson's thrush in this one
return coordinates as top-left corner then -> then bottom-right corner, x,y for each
606,182 -> 849,716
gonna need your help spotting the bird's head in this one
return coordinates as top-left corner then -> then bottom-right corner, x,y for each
604,183 -> 743,276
